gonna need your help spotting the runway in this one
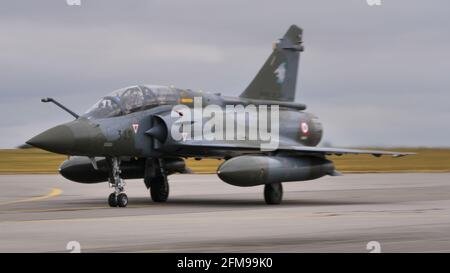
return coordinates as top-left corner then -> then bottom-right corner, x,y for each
1,173 -> 450,252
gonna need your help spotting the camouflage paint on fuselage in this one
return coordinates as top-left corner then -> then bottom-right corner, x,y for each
33,85 -> 322,159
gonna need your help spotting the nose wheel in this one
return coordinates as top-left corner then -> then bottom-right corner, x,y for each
107,157 -> 128,207
108,192 -> 128,207
108,193 -> 117,207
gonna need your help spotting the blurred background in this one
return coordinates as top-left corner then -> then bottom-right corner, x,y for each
0,0 -> 449,173
0,0 -> 449,148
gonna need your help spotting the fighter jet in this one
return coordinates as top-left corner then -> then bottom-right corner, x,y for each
27,25 -> 413,207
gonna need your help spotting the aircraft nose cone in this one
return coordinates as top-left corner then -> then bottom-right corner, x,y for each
26,125 -> 75,154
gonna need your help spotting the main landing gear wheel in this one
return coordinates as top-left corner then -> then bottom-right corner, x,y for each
264,183 -> 283,205
150,176 -> 169,203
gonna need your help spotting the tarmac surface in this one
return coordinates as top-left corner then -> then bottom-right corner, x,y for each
0,173 -> 450,252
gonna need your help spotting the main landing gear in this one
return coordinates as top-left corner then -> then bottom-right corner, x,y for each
148,175 -> 169,202
107,157 -> 128,207
144,158 -> 169,203
264,183 -> 283,205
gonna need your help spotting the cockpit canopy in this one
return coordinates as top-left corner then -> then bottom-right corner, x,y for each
83,85 -> 179,119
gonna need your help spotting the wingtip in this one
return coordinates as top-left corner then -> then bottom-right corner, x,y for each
329,170 -> 343,176
393,152 -> 417,158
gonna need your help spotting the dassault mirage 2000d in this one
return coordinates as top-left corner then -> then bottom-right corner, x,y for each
27,25 -> 413,207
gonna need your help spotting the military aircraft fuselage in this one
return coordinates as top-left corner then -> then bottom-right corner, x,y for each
28,85 -> 323,159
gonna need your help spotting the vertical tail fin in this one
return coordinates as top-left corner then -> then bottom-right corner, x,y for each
240,25 -> 304,102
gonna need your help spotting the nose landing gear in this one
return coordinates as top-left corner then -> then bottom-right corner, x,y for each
107,157 -> 128,207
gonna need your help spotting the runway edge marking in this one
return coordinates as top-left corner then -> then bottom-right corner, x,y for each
0,188 -> 62,206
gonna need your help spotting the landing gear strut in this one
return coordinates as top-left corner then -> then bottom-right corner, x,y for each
107,157 -> 128,207
264,183 -> 283,205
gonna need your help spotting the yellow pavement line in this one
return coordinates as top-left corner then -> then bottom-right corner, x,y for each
10,205 -> 151,213
0,188 -> 62,206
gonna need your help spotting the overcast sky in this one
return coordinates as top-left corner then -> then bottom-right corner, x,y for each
0,0 -> 449,148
